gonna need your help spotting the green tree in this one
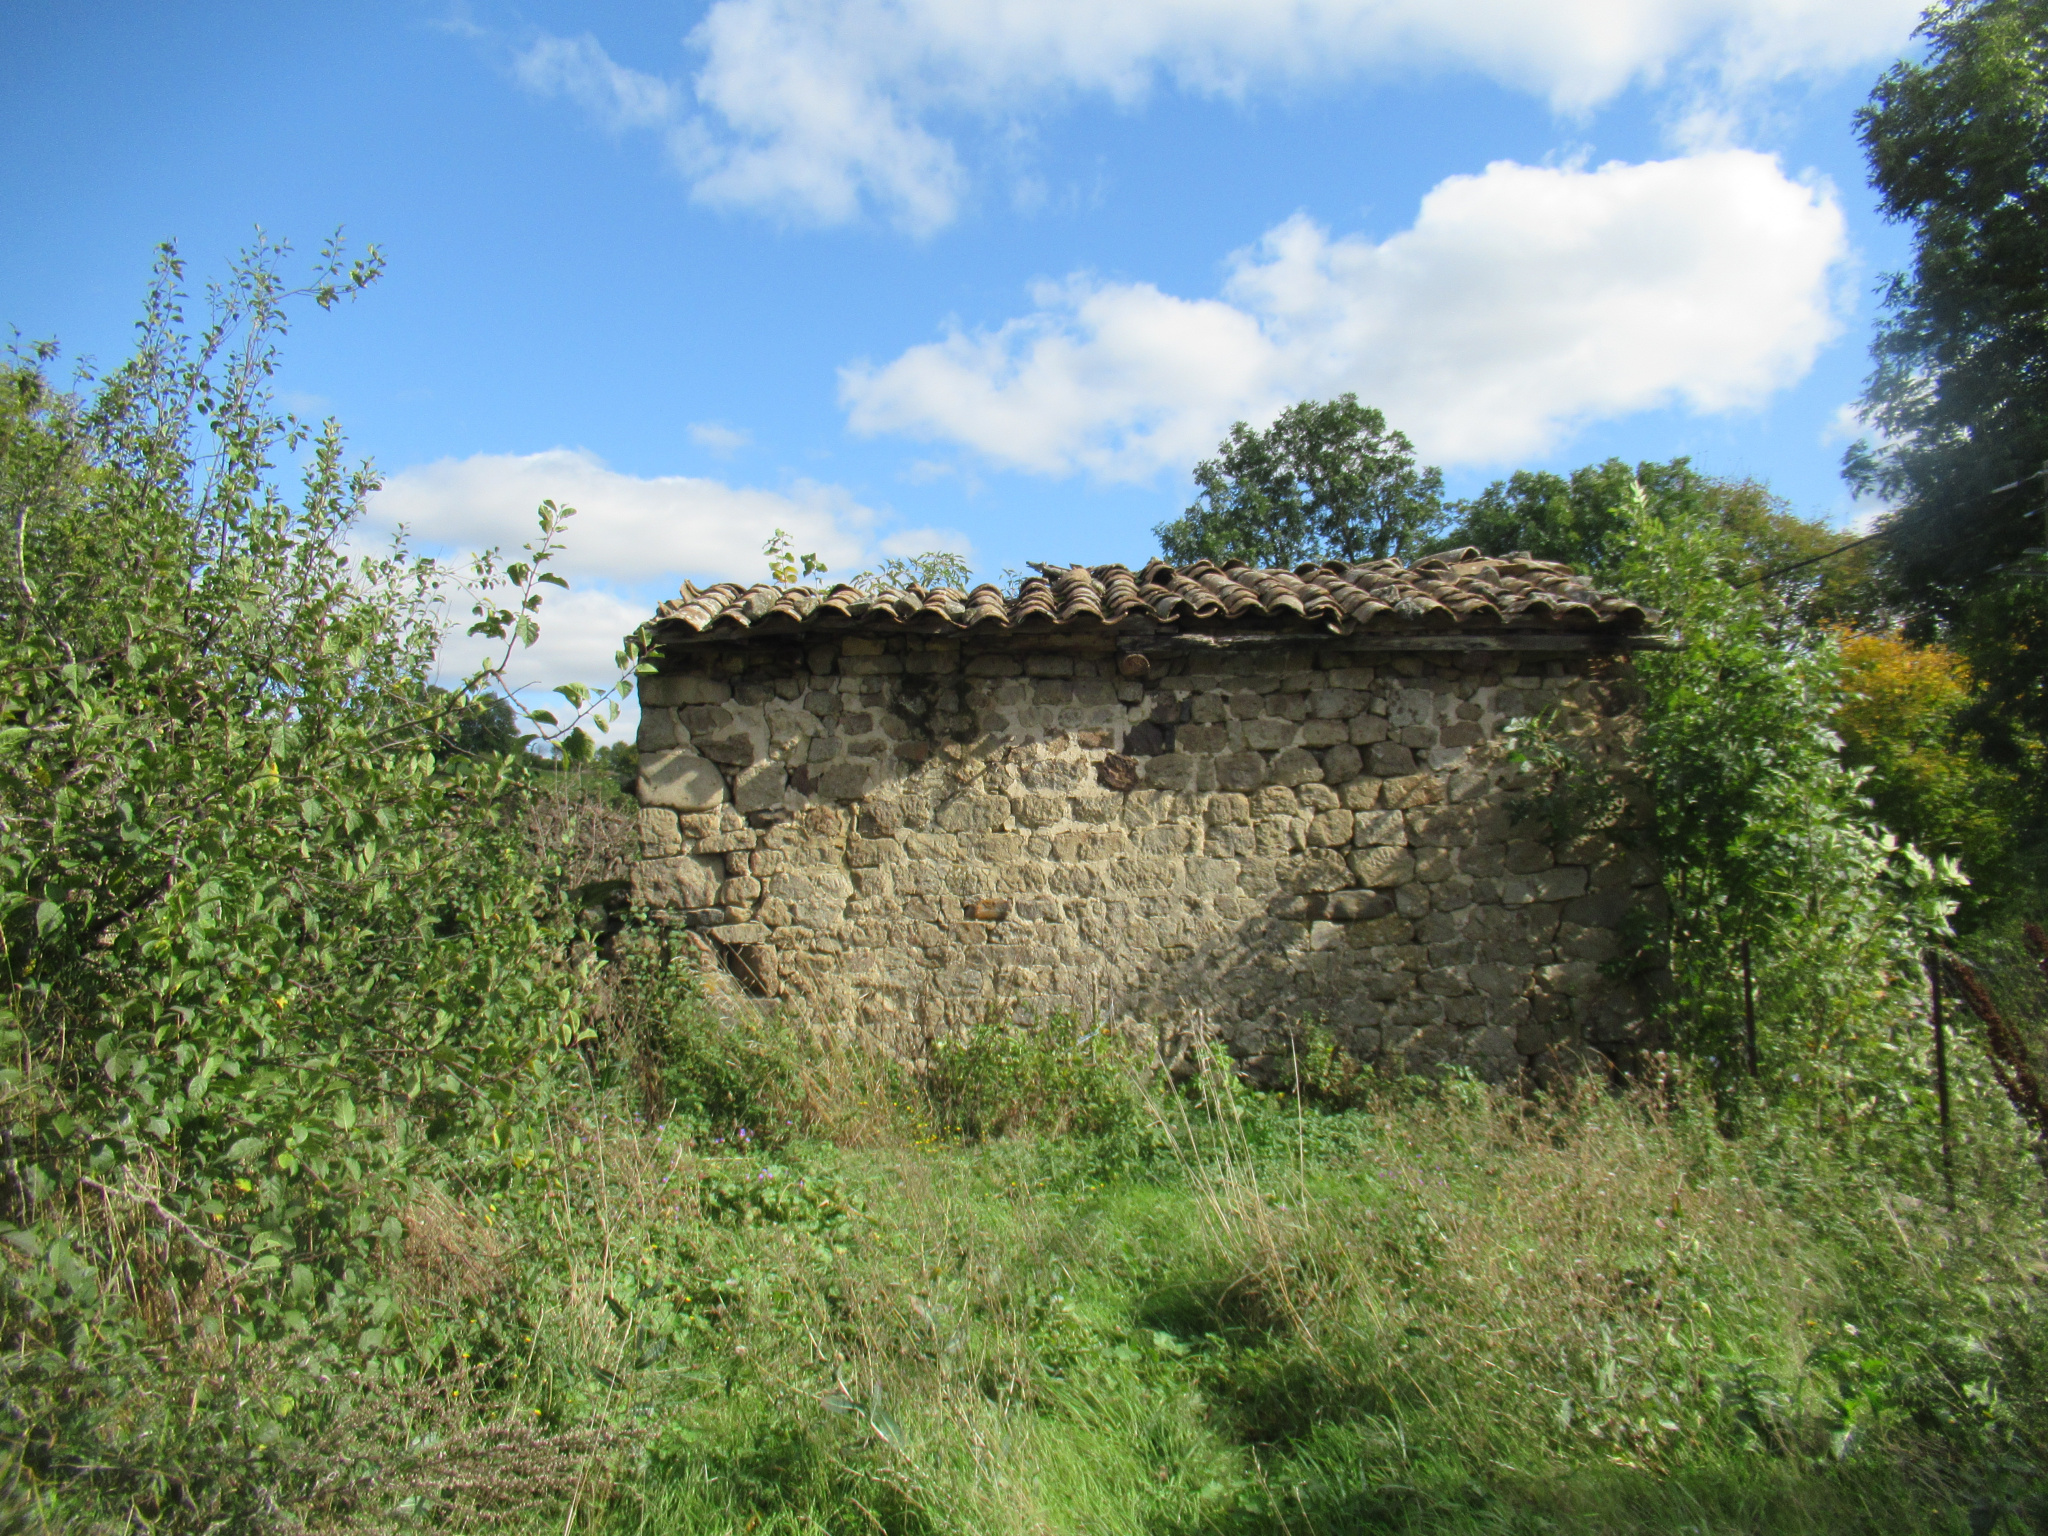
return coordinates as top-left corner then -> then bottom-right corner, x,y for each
430,687 -> 524,758
1553,486 -> 1961,1087
1448,457 -> 1889,625
1850,0 -> 2048,581
1156,395 -> 1446,567
1833,629 -> 2035,925
1848,0 -> 2048,772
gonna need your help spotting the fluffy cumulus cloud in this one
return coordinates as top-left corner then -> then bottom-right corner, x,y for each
512,0 -> 1917,231
365,449 -> 891,717
840,150 -> 1849,476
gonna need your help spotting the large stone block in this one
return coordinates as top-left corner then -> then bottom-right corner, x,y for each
1324,889 -> 1394,922
699,733 -> 761,767
637,807 -> 684,858
1340,778 -> 1382,811
1142,753 -> 1201,791
818,761 -> 878,801
681,704 -> 736,736
935,792 -> 1008,832
1213,751 -> 1266,791
1242,718 -> 1296,750
1380,774 -> 1442,810
735,763 -> 789,813
1353,809 -> 1408,846
633,852 -> 726,909
1283,848 -> 1353,894
1388,688 -> 1438,728
637,708 -> 681,752
638,751 -> 728,811
1351,844 -> 1417,888
1407,807 -> 1476,848
640,674 -> 732,707
709,921 -> 771,944
1353,912 -> 1415,948
1367,742 -> 1416,776
1268,747 -> 1324,787
1308,808 -> 1353,848
1321,743 -> 1363,785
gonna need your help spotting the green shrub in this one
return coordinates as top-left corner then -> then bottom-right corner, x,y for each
925,1015 -> 1156,1142
604,932 -> 808,1144
0,238 -> 631,1528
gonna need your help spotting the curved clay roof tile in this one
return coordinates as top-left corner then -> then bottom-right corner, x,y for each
645,552 -> 1655,641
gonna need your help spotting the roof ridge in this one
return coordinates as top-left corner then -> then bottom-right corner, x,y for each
650,554 -> 1652,640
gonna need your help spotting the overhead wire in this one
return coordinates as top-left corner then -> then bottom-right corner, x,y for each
1731,465 -> 2048,588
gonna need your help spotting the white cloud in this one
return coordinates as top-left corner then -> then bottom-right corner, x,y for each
512,0 -> 1917,231
367,449 -> 887,720
841,150 -> 1848,476
513,33 -> 681,132
688,421 -> 752,452
369,447 -> 877,587
1821,400 -> 1894,450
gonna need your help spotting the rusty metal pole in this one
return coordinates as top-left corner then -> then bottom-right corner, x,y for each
1741,937 -> 1758,1078
1927,950 -> 1954,1208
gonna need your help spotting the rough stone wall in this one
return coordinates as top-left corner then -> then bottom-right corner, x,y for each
632,633 -> 1661,1078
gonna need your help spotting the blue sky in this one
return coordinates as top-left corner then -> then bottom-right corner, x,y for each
3,0 -> 1924,709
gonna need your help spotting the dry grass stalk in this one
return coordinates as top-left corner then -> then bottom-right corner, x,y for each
395,1186 -> 518,1305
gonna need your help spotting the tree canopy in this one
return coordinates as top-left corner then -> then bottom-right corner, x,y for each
1155,395 -> 1446,567
1445,457 -> 1889,627
1849,0 -> 2048,771
1850,0 -> 2048,587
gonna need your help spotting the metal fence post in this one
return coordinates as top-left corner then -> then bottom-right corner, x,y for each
1927,950 -> 1954,1208
1741,937 -> 1758,1078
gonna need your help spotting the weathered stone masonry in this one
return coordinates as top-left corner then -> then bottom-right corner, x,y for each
632,555 -> 1667,1080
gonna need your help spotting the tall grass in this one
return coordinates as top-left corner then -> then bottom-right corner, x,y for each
12,952 -> 2047,1533
585,1016 -> 2046,1535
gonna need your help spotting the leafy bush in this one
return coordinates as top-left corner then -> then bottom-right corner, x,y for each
0,239 -> 631,1526
1834,630 -> 2037,926
603,933 -> 806,1144
1503,483 -> 1963,1101
924,1014 -> 1157,1145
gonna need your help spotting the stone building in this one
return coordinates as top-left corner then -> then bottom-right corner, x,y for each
631,552 -> 1668,1079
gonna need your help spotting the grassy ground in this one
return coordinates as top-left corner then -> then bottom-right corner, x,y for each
14,985 -> 2048,1534
290,1002 -> 2048,1534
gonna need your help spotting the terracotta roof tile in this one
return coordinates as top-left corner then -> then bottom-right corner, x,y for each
648,549 -> 1652,641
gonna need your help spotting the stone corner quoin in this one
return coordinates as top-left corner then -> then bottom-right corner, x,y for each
629,557 -> 1669,1082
